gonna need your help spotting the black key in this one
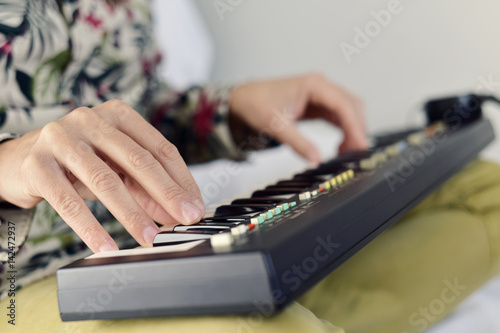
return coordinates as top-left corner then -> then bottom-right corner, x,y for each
272,181 -> 316,188
302,164 -> 346,176
252,188 -> 303,197
201,215 -> 255,224
293,174 -> 332,182
196,221 -> 242,227
231,198 -> 283,205
372,128 -> 421,147
214,204 -> 270,217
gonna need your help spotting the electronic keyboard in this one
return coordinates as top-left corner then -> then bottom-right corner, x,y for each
57,117 -> 495,321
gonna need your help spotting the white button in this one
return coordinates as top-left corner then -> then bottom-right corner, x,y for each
372,152 -> 387,164
408,132 -> 425,146
210,232 -> 234,248
299,191 -> 311,201
385,144 -> 400,157
231,224 -> 248,237
360,157 -> 377,171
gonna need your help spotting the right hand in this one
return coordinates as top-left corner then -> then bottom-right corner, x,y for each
0,100 -> 205,252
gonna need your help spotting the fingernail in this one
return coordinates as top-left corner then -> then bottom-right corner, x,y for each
182,202 -> 202,224
98,241 -> 118,253
194,198 -> 206,216
143,226 -> 159,246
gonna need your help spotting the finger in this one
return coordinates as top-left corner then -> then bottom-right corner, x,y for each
39,169 -> 118,253
123,176 -> 178,226
81,112 -> 203,225
94,100 -> 205,214
50,132 -> 160,247
307,80 -> 368,150
104,161 -> 176,224
73,180 -> 98,200
335,87 -> 367,133
269,119 -> 321,164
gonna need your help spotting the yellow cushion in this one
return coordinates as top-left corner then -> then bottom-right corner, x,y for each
299,159 -> 500,332
0,274 -> 342,333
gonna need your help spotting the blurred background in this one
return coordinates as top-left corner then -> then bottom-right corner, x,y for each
152,1 -> 500,331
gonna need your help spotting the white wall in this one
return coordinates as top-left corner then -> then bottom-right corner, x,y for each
194,0 -> 500,135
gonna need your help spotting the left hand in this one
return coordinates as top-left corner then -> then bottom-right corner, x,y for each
229,73 -> 368,164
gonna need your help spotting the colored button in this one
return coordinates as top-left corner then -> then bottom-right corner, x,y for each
290,201 -> 297,207
274,207 -> 282,215
360,157 -> 377,171
266,211 -> 274,219
336,175 -> 343,185
341,172 -> 349,182
385,143 -> 400,157
320,181 -> 331,190
330,178 -> 337,188
372,152 -> 387,164
347,169 -> 354,179
408,132 -> 425,146
282,203 -> 290,210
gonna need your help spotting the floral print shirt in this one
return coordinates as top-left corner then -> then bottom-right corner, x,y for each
0,0 -> 244,299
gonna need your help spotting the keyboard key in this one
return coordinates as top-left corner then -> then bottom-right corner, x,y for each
173,225 -> 232,232
153,230 -> 222,246
252,188 -> 303,197
214,204 -> 271,217
273,181 -> 317,188
231,198 -> 283,205
201,216 -> 255,224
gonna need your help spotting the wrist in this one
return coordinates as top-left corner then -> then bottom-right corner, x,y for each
0,135 -> 19,203
227,84 -> 258,148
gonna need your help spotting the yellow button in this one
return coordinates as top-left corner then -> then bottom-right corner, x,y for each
342,172 -> 349,182
330,177 -> 337,188
320,181 -> 331,190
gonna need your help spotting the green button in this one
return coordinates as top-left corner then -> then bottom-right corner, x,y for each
274,207 -> 282,215
290,201 -> 297,207
258,215 -> 265,224
266,211 -> 274,219
283,203 -> 289,211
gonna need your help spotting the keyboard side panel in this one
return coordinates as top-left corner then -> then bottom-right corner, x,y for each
58,252 -> 274,320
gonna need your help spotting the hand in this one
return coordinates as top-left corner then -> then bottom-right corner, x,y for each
0,100 -> 205,252
229,73 -> 368,164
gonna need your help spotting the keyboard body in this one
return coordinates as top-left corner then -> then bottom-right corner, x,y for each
57,118 -> 495,321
